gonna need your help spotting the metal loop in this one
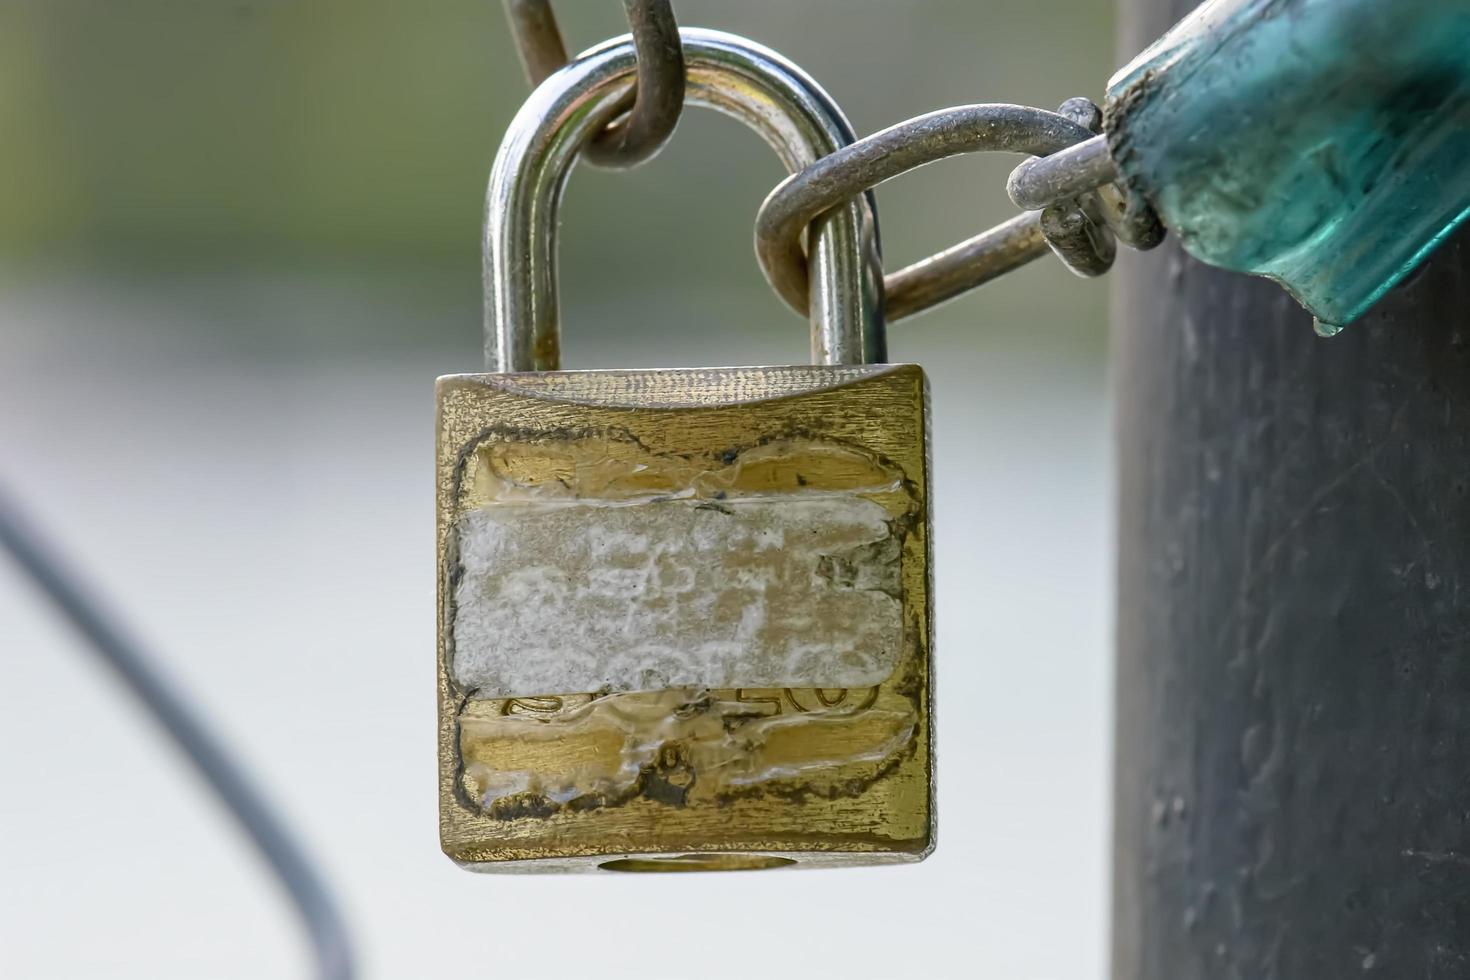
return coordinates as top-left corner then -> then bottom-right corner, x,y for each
1055,96 -> 1103,133
1041,202 -> 1116,276
484,28 -> 884,372
754,104 -> 1096,320
1093,181 -> 1167,251
1009,132 -> 1165,250
501,0 -> 685,169
1008,135 -> 1118,210
1043,97 -> 1118,278
501,0 -> 569,88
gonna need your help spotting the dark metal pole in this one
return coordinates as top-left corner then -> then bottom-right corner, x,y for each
1112,3 -> 1470,978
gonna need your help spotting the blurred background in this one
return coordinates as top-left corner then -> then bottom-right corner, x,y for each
0,2 -> 1121,977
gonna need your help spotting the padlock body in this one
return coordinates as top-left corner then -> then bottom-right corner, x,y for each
437,364 -> 933,871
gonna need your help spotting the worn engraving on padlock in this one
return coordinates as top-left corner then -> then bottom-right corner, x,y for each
438,30 -> 934,872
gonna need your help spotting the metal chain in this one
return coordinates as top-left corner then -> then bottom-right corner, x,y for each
1010,128 -> 1165,251
756,98 -> 1165,322
502,0 -> 685,168
498,6 -> 1163,322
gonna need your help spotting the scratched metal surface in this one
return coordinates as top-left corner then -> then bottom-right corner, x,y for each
0,272 -> 1113,976
0,1 -> 1118,974
436,366 -> 933,868
1112,2 -> 1470,973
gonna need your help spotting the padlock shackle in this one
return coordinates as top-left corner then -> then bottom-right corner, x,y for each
484,28 -> 885,373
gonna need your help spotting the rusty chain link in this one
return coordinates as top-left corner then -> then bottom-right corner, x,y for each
502,0 -> 685,168
754,98 -> 1166,323
498,5 -> 1164,322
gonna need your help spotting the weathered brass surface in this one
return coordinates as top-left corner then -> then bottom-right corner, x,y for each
437,364 -> 933,871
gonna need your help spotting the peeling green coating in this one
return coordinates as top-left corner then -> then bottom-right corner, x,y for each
1106,0 -> 1470,330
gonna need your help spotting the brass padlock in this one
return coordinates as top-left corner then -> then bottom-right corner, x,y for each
437,29 -> 934,872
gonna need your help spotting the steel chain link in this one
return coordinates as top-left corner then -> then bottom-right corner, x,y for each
502,2 -> 1165,322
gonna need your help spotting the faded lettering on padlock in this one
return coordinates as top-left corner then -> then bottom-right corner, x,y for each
451,427 -> 906,697
437,30 -> 934,872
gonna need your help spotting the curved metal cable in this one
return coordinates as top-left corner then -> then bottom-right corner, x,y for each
0,481 -> 355,980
